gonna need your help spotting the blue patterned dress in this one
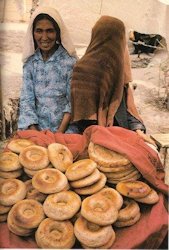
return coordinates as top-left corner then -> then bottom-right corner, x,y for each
18,46 -> 79,133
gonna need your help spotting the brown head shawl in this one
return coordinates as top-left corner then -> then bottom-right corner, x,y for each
71,16 -> 126,127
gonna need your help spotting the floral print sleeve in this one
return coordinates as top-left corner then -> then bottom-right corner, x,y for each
18,46 -> 77,132
63,67 -> 72,114
18,62 -> 39,129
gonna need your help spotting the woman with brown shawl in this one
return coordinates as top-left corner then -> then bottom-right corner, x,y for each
71,16 -> 155,145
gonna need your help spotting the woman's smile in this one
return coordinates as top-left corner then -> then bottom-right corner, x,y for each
34,19 -> 58,56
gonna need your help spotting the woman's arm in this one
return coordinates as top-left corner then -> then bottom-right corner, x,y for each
126,87 -> 156,146
28,124 -> 39,130
106,77 -> 124,127
57,112 -> 71,133
18,61 -> 39,130
57,58 -> 76,133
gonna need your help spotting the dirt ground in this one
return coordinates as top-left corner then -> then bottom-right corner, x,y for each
130,48 -> 169,184
130,49 -> 169,135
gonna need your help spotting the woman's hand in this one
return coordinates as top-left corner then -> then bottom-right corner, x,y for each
28,124 -> 39,131
106,117 -> 114,127
57,113 -> 71,133
135,129 -> 156,146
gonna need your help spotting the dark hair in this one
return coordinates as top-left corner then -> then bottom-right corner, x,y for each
33,13 -> 61,49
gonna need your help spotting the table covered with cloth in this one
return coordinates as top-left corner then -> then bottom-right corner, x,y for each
0,125 -> 168,249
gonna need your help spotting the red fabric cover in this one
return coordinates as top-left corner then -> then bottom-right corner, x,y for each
1,125 -> 168,249
5,130 -> 88,160
112,193 -> 168,249
0,224 -> 37,248
84,125 -> 168,195
0,194 -> 167,249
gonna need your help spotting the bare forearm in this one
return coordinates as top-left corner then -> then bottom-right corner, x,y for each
107,86 -> 123,126
57,113 -> 71,133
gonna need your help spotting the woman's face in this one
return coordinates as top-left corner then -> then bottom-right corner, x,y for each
33,19 -> 57,53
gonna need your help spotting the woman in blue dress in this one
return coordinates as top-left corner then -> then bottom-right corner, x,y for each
18,6 -> 79,133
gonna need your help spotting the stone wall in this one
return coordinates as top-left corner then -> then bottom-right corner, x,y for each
0,0 -> 33,23
1,0 -> 169,46
39,0 -> 169,48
